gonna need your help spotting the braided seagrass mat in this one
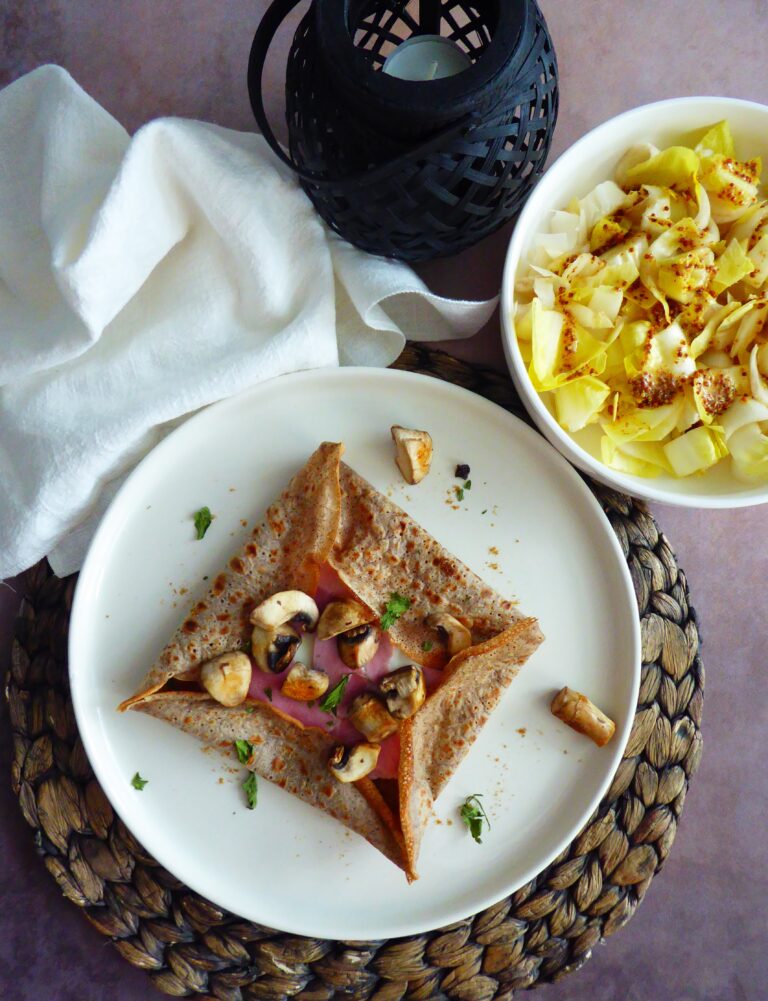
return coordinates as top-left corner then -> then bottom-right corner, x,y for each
5,344 -> 704,1001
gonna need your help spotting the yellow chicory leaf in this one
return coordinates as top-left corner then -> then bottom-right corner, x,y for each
553,376 -> 610,432
600,436 -> 667,478
530,299 -> 564,386
602,398 -> 684,444
590,215 -> 630,252
712,239 -> 753,294
694,120 -> 735,160
699,154 -> 761,225
690,299 -> 752,358
729,423 -> 768,481
745,233 -> 768,288
624,146 -> 700,191
662,425 -> 728,476
657,246 -> 715,304
719,397 -> 768,440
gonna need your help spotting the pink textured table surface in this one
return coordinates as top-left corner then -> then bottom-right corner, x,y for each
1,3 -> 767,1000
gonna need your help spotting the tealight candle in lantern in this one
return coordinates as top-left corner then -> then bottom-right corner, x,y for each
382,35 -> 472,81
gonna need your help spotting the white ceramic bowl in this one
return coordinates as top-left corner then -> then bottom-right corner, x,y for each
501,96 -> 768,508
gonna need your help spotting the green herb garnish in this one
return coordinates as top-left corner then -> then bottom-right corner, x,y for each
193,506 -> 213,540
460,793 -> 491,844
319,674 -> 351,715
455,486 -> 464,501
421,640 -> 434,652
464,479 -> 472,490
245,706 -> 255,714
234,739 -> 253,764
380,592 -> 411,631
481,509 -> 488,515
264,687 -> 273,702
242,772 -> 258,809
131,772 -> 148,791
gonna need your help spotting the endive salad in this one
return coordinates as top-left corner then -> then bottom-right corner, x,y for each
514,121 -> 768,480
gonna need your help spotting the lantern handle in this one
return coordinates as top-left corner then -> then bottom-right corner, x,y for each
247,0 -> 310,175
247,0 -> 478,190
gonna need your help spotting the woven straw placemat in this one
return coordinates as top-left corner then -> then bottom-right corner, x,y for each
5,345 -> 703,1000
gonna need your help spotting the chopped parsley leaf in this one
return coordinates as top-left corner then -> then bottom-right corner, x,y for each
380,592 -> 411,631
319,674 -> 351,715
242,772 -> 258,809
193,506 -> 213,540
131,772 -> 148,791
264,687 -> 273,702
464,479 -> 472,490
234,739 -> 253,764
421,640 -> 434,652
460,793 -> 491,844
245,706 -> 255,714
455,486 -> 464,501
481,509 -> 488,515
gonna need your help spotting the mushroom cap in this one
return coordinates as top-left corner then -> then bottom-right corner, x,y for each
317,599 -> 375,641
348,692 -> 399,742
199,652 -> 252,707
337,623 -> 380,669
329,742 -> 380,783
380,665 -> 426,720
249,590 -> 319,631
425,611 -> 472,656
281,663 -> 330,701
251,623 -> 301,674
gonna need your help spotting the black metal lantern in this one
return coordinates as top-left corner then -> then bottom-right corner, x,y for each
248,0 -> 558,262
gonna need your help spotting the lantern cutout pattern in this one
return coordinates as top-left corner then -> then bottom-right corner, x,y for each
248,0 -> 558,262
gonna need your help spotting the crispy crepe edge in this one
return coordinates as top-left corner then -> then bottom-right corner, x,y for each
399,617 -> 544,873
135,692 -> 414,878
118,441 -> 344,711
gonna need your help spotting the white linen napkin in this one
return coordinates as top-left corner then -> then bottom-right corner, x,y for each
0,66 -> 496,579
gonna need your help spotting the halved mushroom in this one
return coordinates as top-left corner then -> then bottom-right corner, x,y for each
425,611 -> 472,657
348,692 -> 399,742
199,652 -> 252,707
317,599 -> 375,641
250,590 -> 319,632
251,623 -> 301,674
380,665 -> 426,720
281,663 -> 330,701
391,425 -> 433,485
329,742 -> 380,783
337,623 -> 380,669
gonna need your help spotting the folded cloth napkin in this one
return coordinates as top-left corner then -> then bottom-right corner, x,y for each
0,66 -> 496,579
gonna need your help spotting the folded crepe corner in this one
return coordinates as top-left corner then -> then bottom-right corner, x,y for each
118,440 -> 344,711
121,441 -> 544,879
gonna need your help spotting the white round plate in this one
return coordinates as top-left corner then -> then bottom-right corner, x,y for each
69,367 -> 640,940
